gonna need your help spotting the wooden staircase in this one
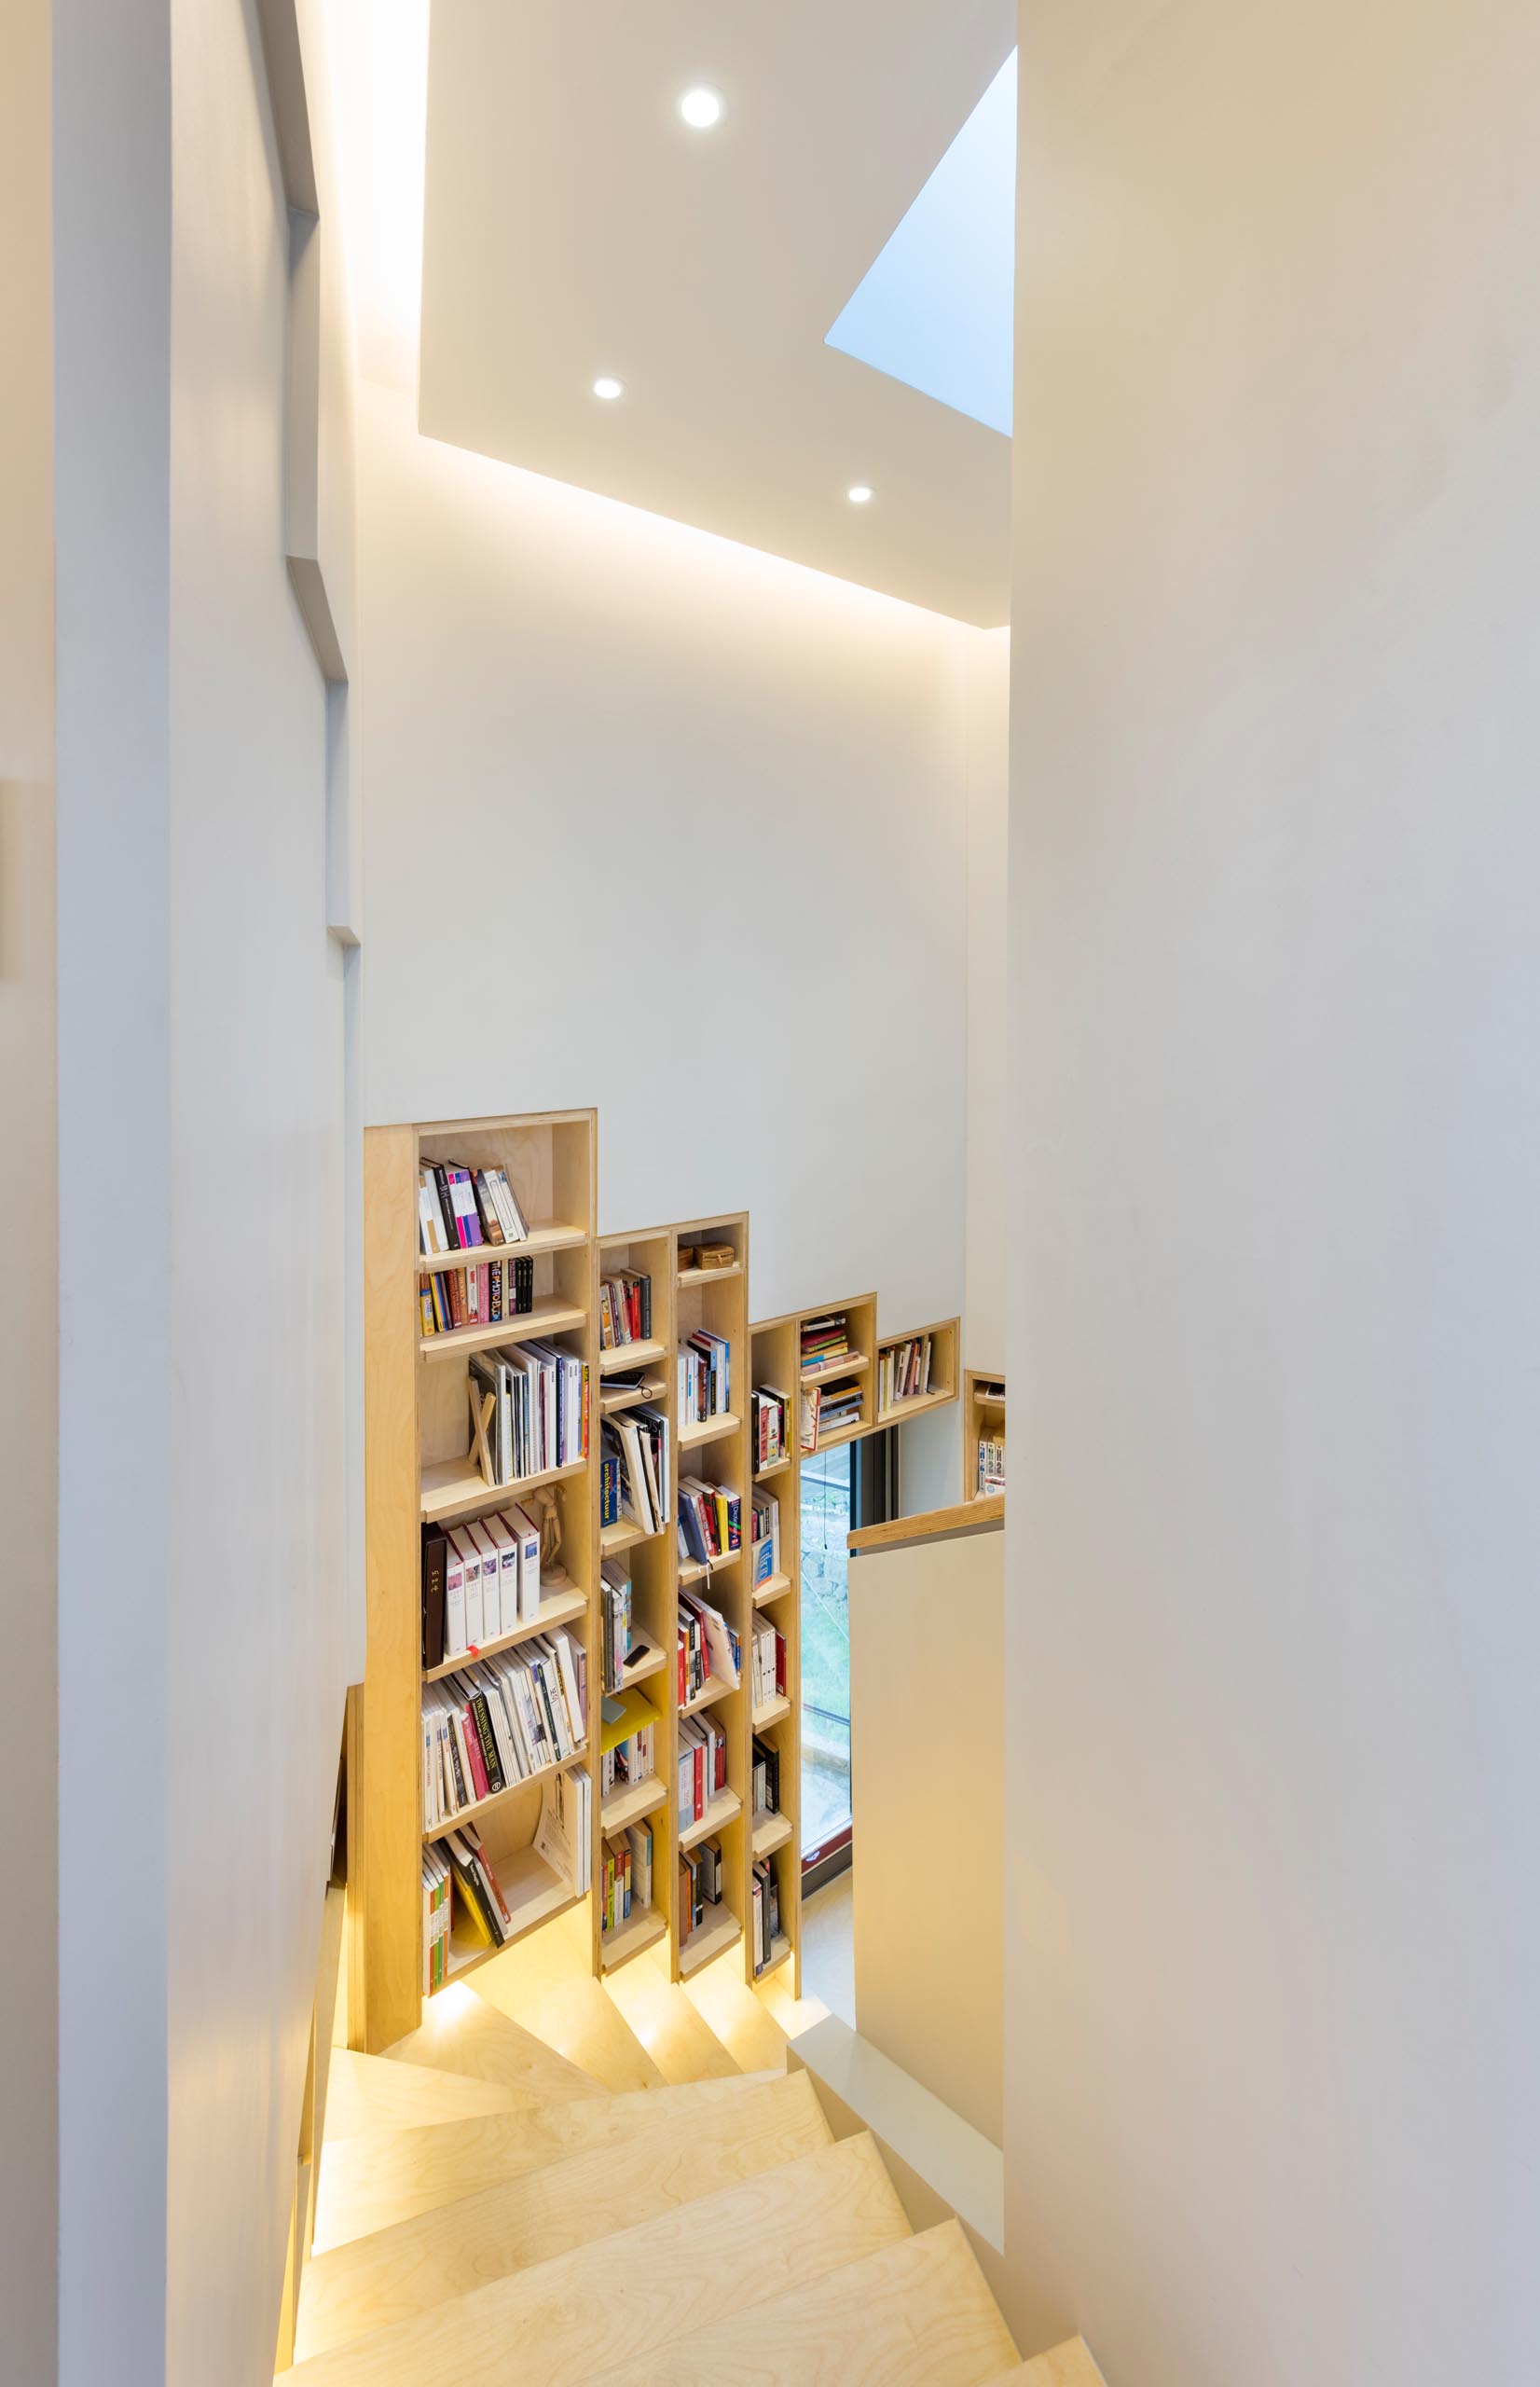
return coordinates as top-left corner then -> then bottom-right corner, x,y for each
281,1916 -> 1069,2385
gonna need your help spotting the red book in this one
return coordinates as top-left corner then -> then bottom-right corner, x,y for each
460,1702 -> 490,1801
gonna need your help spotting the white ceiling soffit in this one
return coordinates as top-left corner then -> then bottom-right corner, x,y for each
419,1 -> 1016,627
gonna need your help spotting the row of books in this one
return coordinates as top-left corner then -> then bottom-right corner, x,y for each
600,1822 -> 653,1936
751,1617 -> 787,1711
600,1559 -> 660,1694
419,1769 -> 591,1986
470,1339 -> 589,1486
801,1380 -> 861,1449
420,1251 -> 535,1338
678,1709 -> 729,1828
600,1407 -> 669,1536
678,1475 -> 741,1567
419,1158 -> 531,1254
420,1508 -> 543,1671
878,1333 -> 935,1410
599,1267 -> 653,1352
421,1626 -> 587,1827
750,1855 -> 783,1976
680,1836 -> 723,1942
680,1588 -> 740,1706
800,1312 -> 853,1373
680,1328 -> 731,1425
749,1488 -> 780,1585
751,1386 -> 789,1469
599,1684 -> 658,1801
977,1432 -> 1006,1496
751,1733 -> 781,1819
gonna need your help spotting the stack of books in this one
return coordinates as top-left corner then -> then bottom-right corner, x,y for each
679,1837 -> 723,1943
600,1823 -> 653,1936
751,1387 -> 788,1468
878,1334 -> 934,1410
419,1158 -> 530,1254
599,1267 -> 652,1353
600,1406 -> 669,1535
421,1625 -> 587,1827
750,1856 -> 782,1974
749,1488 -> 780,1585
751,1733 -> 781,1819
469,1339 -> 589,1485
679,1589 -> 740,1705
751,1617 -> 786,1711
977,1428 -> 1005,1496
800,1314 -> 852,1373
599,1684 -> 658,1801
600,1559 -> 632,1691
420,1251 -> 534,1338
678,1710 -> 728,1827
421,1847 -> 452,1991
800,1380 -> 861,1451
680,1329 -> 731,1425
434,1825 -> 515,1961
678,1475 -> 740,1566
420,1507 -> 543,1670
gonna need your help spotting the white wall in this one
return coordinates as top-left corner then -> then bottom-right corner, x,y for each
965,628 -> 1009,1374
1006,4 -> 1540,2380
53,3 -> 356,2380
2,7 -> 57,2380
359,378 -> 973,1333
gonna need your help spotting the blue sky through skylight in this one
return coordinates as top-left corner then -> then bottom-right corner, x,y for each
826,52 -> 1015,437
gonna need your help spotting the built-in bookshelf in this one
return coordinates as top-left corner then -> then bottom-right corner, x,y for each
747,1310 -> 802,1992
672,1213 -> 751,1985
963,1366 -> 1006,1501
595,1226 -> 676,1977
875,1317 -> 959,1428
797,1294 -> 877,1455
360,1111 -> 600,2051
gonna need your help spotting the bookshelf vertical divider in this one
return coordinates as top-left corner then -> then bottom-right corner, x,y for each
748,1309 -> 804,1995
358,1111 -> 599,2054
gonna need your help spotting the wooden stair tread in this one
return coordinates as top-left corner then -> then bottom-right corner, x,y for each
295,2069 -> 830,2362
600,1954 -> 745,2084
583,2219 -> 1018,2385
323,2049 -> 529,2141
994,2342 -> 1105,2386
313,2071 -> 781,2249
469,1966 -> 667,2095
681,1962 -> 791,2076
384,1987 -> 602,2106
283,2134 -> 908,2387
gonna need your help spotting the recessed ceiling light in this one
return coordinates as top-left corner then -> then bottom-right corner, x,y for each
592,375 -> 625,402
846,484 -> 874,504
679,86 -> 722,130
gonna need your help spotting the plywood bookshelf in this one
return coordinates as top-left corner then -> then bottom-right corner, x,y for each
747,1309 -> 803,1993
796,1293 -> 877,1455
595,1225 -> 676,1977
358,1109 -> 598,2053
875,1317 -> 960,1428
963,1366 -> 1007,1502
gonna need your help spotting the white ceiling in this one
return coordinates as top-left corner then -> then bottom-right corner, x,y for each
418,1 -> 1016,627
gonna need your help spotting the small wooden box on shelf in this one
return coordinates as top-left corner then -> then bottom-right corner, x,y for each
595,1225 -> 677,1977
672,1213 -> 752,1985
361,1110 -> 599,2053
963,1365 -> 1007,1501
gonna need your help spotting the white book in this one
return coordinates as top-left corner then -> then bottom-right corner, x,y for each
549,1628 -> 585,1751
449,1526 -> 485,1650
444,1536 -> 468,1662
480,1512 -> 521,1640
466,1519 -> 505,1640
502,1502 -> 543,1621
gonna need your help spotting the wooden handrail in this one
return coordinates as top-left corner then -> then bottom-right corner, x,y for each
848,1495 -> 1003,1556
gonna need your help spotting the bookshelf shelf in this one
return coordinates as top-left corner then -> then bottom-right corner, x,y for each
598,1337 -> 667,1376
600,1374 -> 667,1416
753,1454 -> 793,1482
419,1451 -> 588,1528
752,1693 -> 792,1732
757,1934 -> 793,1981
418,1221 -> 587,1272
681,1673 -> 737,1719
601,1905 -> 667,1974
423,1748 -> 590,1844
751,1809 -> 793,1858
876,1386 -> 954,1428
680,1786 -> 741,1852
678,1548 -> 742,1587
599,1517 -> 658,1558
420,1583 -> 588,1682
802,1417 -> 863,1457
678,1903 -> 740,1978
679,1409 -> 741,1450
612,1631 -> 668,1690
799,1350 -> 870,1386
677,1261 -> 742,1287
419,1291 -> 588,1362
751,1570 -> 793,1608
600,1773 -> 667,1836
